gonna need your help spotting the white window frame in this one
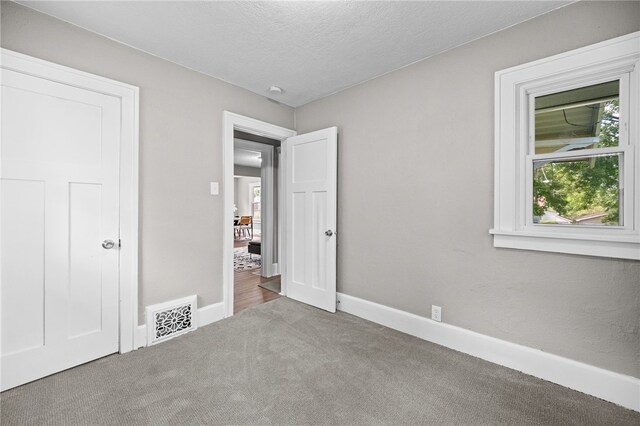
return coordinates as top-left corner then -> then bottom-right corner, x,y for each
491,32 -> 640,260
249,182 -> 261,223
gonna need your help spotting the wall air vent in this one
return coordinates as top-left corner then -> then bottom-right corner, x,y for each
145,295 -> 197,345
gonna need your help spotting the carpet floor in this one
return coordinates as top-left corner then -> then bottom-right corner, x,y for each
1,298 -> 638,425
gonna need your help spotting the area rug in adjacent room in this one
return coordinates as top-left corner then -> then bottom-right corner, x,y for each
233,247 -> 261,271
258,278 -> 281,294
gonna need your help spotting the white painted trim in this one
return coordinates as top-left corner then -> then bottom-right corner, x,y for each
134,302 -> 225,348
197,301 -> 226,326
222,112 -> 296,318
278,145 -> 287,295
0,49 -> 140,354
492,32 -> 640,259
492,232 -> 640,260
337,292 -> 640,412
135,325 -> 147,350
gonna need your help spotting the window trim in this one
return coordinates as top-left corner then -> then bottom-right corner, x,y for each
491,32 -> 640,260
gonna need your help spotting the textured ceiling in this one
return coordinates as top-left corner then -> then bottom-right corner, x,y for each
18,1 -> 572,107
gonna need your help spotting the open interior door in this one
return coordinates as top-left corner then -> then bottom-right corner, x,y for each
283,127 -> 337,312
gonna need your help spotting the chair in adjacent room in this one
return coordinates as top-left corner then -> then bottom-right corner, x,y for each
237,215 -> 253,239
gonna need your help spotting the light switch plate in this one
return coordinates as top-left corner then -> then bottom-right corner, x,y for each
210,182 -> 219,195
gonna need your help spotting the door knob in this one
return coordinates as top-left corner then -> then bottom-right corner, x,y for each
102,240 -> 116,249
325,230 -> 334,237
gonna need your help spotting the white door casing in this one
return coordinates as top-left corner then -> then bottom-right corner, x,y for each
222,112 -> 296,316
0,49 -> 139,390
283,127 -> 338,313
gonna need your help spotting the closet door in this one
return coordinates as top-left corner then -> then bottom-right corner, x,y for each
1,67 -> 121,390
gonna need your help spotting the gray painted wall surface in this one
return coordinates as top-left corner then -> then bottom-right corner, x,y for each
295,1 -> 640,377
0,2 -> 294,322
236,177 -> 260,217
234,165 -> 261,178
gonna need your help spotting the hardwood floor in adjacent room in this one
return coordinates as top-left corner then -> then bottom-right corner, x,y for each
234,239 -> 281,314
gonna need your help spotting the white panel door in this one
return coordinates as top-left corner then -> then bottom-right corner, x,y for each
284,127 -> 337,312
1,68 -> 121,390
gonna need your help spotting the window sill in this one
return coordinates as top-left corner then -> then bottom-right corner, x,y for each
490,230 -> 640,260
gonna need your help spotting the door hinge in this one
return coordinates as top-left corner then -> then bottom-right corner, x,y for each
118,239 -> 122,248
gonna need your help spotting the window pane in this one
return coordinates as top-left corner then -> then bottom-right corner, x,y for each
534,81 -> 619,154
533,154 -> 621,226
252,186 -> 261,222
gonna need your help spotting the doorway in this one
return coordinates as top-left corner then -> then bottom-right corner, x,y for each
223,112 -> 297,317
233,137 -> 280,313
223,112 -> 338,317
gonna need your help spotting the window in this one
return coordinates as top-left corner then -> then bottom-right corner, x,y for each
251,184 -> 261,222
491,32 -> 640,260
532,80 -> 622,227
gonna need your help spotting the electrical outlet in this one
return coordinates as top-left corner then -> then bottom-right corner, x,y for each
431,305 -> 442,322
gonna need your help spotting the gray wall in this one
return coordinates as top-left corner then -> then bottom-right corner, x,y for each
0,2 -> 295,322
295,1 -> 640,377
235,177 -> 260,217
234,165 -> 261,178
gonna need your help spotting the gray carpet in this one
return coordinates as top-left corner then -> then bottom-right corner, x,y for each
1,298 -> 638,425
258,278 -> 281,294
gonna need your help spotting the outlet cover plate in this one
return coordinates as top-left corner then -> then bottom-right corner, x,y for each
431,305 -> 442,322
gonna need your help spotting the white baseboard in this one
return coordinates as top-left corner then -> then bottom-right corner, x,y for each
337,292 -> 640,412
197,301 -> 226,326
134,324 -> 146,349
133,301 -> 225,349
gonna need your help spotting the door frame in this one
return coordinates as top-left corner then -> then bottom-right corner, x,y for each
222,112 -> 296,317
1,49 -> 140,353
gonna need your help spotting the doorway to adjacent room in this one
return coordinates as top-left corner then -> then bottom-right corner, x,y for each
233,134 -> 281,313
223,112 -> 338,318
